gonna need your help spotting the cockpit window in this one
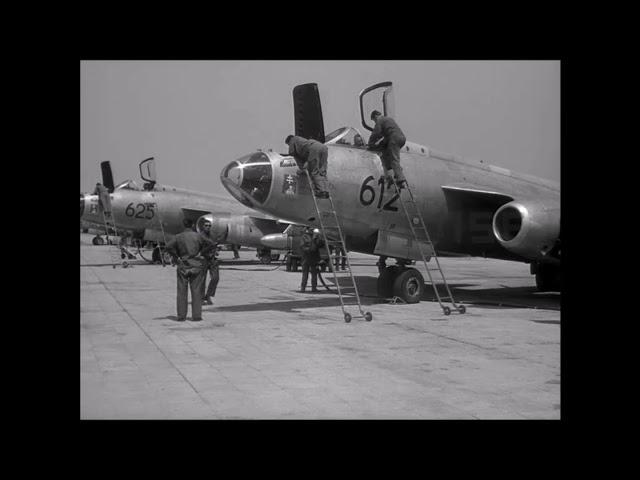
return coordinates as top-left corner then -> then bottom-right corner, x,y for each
222,151 -> 273,204
324,126 -> 366,147
114,180 -> 141,191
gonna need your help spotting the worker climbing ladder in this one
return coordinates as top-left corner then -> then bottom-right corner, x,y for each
100,208 -> 129,269
305,171 -> 372,323
390,181 -> 466,315
148,192 -> 170,267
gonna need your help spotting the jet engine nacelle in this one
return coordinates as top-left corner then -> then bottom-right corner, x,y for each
492,199 -> 560,261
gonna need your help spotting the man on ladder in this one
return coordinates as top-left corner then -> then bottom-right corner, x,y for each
285,135 -> 372,322
285,134 -> 330,198
368,110 -> 407,190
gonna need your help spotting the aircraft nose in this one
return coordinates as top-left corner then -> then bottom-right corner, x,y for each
223,162 -> 243,188
220,151 -> 273,207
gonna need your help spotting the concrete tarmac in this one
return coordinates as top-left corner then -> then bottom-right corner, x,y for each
80,234 -> 560,419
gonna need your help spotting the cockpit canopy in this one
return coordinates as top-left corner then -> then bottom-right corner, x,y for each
114,179 -> 142,191
324,126 -> 366,147
221,151 -> 273,205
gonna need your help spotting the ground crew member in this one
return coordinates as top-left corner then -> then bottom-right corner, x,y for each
332,245 -> 346,271
165,218 -> 215,321
285,135 -> 330,198
368,110 -> 407,189
200,220 -> 220,305
93,182 -> 111,213
231,244 -> 240,259
300,227 -> 324,293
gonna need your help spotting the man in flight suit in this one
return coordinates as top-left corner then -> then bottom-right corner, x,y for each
300,227 -> 325,293
165,218 -> 215,321
285,135 -> 330,198
200,220 -> 220,306
368,110 -> 407,189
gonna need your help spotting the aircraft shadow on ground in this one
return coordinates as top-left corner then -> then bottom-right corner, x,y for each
325,275 -> 560,311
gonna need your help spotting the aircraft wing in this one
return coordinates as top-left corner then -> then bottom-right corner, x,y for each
181,207 -> 213,222
441,184 -> 514,205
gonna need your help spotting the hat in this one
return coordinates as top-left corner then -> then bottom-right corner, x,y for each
370,110 -> 382,120
313,228 -> 320,234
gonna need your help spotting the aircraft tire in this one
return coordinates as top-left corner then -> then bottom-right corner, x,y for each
377,265 -> 400,298
92,236 -> 105,246
392,268 -> 424,304
260,254 -> 271,264
535,263 -> 561,292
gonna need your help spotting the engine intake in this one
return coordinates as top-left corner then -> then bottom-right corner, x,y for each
492,199 -> 560,260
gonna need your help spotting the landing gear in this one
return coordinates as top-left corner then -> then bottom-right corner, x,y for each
285,254 -> 293,272
270,253 -> 280,262
535,262 -> 561,292
259,254 -> 271,264
152,246 -> 172,265
377,265 -> 425,304
92,236 -> 105,246
257,248 -> 272,264
392,268 -> 424,304
376,265 -> 400,298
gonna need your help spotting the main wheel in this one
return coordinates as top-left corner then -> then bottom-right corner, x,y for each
92,236 -> 105,246
377,265 -> 400,298
364,312 -> 373,322
260,254 -> 271,264
391,268 -> 424,304
344,312 -> 352,323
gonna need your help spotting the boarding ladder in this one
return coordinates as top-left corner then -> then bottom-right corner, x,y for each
148,191 -> 170,267
305,171 -> 372,323
390,181 -> 466,315
100,209 -> 129,268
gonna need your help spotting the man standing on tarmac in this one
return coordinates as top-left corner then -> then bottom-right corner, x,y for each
165,218 -> 215,321
368,110 -> 407,189
199,220 -> 220,306
300,227 -> 325,293
285,135 -> 330,198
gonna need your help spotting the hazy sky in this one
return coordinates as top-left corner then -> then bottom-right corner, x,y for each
81,60 -> 560,194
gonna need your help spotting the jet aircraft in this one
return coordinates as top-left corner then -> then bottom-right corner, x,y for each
222,82 -> 560,303
81,158 -> 287,263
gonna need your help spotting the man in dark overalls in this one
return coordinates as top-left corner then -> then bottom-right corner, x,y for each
199,220 -> 220,306
165,218 -> 215,321
285,135 -> 330,198
367,110 -> 407,189
300,227 -> 324,293
93,182 -> 112,214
